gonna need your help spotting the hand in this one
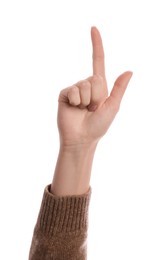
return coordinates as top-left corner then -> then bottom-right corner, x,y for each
57,27 -> 133,148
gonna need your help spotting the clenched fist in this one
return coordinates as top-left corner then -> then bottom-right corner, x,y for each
57,27 -> 133,148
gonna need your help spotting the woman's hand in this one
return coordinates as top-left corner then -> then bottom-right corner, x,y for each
57,27 -> 133,148
51,26 -> 133,195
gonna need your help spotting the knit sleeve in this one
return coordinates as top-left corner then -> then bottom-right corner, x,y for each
29,184 -> 92,260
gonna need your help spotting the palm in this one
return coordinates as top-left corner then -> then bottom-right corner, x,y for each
57,27 -> 132,147
58,95 -> 110,145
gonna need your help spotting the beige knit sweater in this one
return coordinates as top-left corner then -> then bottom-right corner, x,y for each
29,184 -> 92,260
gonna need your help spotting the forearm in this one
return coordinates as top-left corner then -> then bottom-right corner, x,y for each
51,142 -> 97,196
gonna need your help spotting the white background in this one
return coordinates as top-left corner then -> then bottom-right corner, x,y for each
0,0 -> 158,259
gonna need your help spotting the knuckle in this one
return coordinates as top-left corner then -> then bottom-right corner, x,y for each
78,81 -> 91,106
83,80 -> 91,88
91,74 -> 103,86
58,87 -> 70,102
71,85 -> 79,92
68,86 -> 79,97
78,80 -> 91,89
68,86 -> 80,106
59,87 -> 67,96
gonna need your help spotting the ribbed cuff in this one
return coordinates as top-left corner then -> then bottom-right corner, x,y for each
35,184 -> 92,237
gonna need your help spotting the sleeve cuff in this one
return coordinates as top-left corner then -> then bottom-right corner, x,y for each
34,184 -> 92,237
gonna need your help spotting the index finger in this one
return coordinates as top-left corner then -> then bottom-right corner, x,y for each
91,26 -> 105,78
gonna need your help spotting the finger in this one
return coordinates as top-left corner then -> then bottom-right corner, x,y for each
91,26 -> 105,78
67,86 -> 81,106
106,71 -> 133,113
87,75 -> 107,111
76,80 -> 91,108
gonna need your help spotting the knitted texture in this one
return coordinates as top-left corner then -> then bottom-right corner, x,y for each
29,184 -> 92,260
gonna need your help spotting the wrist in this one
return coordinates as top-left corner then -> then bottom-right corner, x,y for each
59,140 -> 98,155
51,142 -> 98,196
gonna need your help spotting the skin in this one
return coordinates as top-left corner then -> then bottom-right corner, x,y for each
51,26 -> 133,196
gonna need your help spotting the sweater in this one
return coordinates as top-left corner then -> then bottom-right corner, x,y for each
29,184 -> 92,260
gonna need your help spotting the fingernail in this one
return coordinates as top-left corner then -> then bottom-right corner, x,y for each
88,104 -> 97,111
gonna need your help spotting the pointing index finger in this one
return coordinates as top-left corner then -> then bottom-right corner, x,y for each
91,26 -> 105,78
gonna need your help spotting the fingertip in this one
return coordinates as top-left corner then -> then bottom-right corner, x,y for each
91,26 -> 99,37
117,71 -> 133,85
124,71 -> 133,78
91,26 -> 97,32
126,71 -> 133,83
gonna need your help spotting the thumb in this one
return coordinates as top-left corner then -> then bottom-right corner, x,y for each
108,71 -> 133,111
